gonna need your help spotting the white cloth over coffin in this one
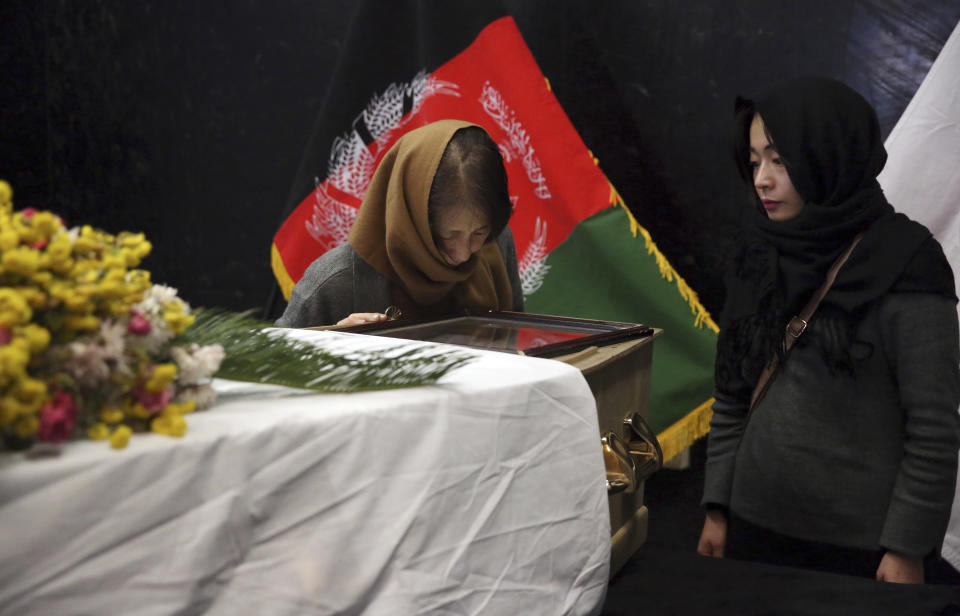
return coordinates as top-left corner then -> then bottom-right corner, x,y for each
0,329 -> 610,615
878,18 -> 960,571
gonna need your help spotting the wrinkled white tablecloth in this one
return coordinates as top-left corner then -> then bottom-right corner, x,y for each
0,329 -> 610,615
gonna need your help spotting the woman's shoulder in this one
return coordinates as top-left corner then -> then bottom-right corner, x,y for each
300,243 -> 357,283
494,225 -> 517,255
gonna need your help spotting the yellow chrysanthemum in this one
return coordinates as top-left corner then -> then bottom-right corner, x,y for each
0,396 -> 19,426
13,286 -> 46,309
127,402 -> 153,419
12,377 -> 47,410
167,399 -> 197,415
17,324 -> 50,354
31,211 -> 62,239
118,234 -> 152,267
126,269 -> 152,292
88,422 -> 110,440
73,225 -> 106,254
0,288 -> 32,328
145,363 -> 177,393
108,299 -> 135,316
30,270 -> 53,287
100,408 -> 125,424
11,215 -> 41,245
164,311 -> 195,335
0,229 -> 18,251
14,414 -> 39,439
0,345 -> 30,385
104,275 -> 132,297
45,282 -> 72,305
62,290 -> 94,312
46,233 -> 72,261
109,424 -> 132,449
63,314 -> 100,331
75,268 -> 100,285
0,180 -> 12,209
1,246 -> 40,276
151,410 -> 187,438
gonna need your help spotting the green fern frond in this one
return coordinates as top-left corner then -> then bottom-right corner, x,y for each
175,309 -> 475,392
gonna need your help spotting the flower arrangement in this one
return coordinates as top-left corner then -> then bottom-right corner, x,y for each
0,181 -> 224,450
0,180 -> 474,454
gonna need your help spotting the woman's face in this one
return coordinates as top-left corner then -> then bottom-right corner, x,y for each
432,204 -> 490,266
749,114 -> 805,222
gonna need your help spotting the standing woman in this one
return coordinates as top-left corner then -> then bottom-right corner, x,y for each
277,120 -> 523,328
698,77 -> 960,584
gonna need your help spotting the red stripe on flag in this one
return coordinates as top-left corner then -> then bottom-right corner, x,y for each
273,16 -> 610,295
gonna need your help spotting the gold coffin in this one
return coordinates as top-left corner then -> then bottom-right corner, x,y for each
328,312 -> 663,578
555,332 -> 663,577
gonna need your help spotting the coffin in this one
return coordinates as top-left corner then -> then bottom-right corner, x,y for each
331,311 -> 663,577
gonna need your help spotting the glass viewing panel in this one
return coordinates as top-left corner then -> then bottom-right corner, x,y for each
334,312 -> 653,357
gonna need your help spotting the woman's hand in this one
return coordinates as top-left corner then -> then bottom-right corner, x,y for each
697,510 -> 728,558
876,551 -> 924,584
336,313 -> 387,327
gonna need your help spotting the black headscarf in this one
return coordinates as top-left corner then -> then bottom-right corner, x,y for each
716,76 -> 956,402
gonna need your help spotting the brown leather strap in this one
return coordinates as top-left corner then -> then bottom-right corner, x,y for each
747,233 -> 864,417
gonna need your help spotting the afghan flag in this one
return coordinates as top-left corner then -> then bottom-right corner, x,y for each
270,1 -> 718,460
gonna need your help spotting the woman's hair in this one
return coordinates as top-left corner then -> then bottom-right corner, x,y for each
428,126 -> 512,242
731,97 -> 792,189
731,98 -> 756,186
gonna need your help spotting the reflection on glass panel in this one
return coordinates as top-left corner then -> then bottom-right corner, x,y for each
373,317 -> 599,352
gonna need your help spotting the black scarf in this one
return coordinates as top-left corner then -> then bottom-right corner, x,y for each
716,76 -> 956,402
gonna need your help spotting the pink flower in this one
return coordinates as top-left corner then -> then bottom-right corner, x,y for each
131,387 -> 172,413
21,208 -> 38,219
0,328 -> 11,346
31,240 -> 48,250
37,391 -> 78,443
127,311 -> 152,336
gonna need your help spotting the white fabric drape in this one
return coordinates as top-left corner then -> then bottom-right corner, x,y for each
0,329 -> 610,615
878,19 -> 960,571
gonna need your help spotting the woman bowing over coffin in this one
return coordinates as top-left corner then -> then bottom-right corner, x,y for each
277,120 -> 524,328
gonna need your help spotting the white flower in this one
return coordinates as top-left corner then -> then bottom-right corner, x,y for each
64,340 -> 111,386
136,284 -> 182,317
175,383 -> 218,411
170,343 -> 225,383
131,285 -> 191,353
98,320 -> 127,362
140,326 -> 174,355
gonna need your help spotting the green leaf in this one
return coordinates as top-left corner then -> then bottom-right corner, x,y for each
176,309 -> 475,392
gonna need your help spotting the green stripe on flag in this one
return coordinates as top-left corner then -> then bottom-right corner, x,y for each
525,205 -> 717,439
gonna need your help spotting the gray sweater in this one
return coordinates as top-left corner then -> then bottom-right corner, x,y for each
277,228 -> 524,328
703,291 -> 960,556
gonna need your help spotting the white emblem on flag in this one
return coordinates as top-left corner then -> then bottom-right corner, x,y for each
518,216 -> 551,298
304,184 -> 358,252
479,81 -> 552,200
306,70 -> 461,248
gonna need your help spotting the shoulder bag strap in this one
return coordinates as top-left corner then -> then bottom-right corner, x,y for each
746,233 -> 864,419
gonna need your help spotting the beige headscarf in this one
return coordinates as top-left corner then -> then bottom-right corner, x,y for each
349,120 -> 514,315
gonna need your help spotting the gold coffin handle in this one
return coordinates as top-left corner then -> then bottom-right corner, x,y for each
623,412 -> 663,482
602,431 -> 637,495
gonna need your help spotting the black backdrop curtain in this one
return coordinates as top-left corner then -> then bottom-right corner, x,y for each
2,0 -> 958,318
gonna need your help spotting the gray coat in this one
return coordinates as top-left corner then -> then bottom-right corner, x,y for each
277,228 -> 524,328
702,291 -> 960,556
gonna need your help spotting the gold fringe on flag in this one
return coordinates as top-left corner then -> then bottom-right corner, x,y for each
594,175 -> 719,454
271,242 -> 296,301
657,397 -> 714,462
607,184 -> 720,333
